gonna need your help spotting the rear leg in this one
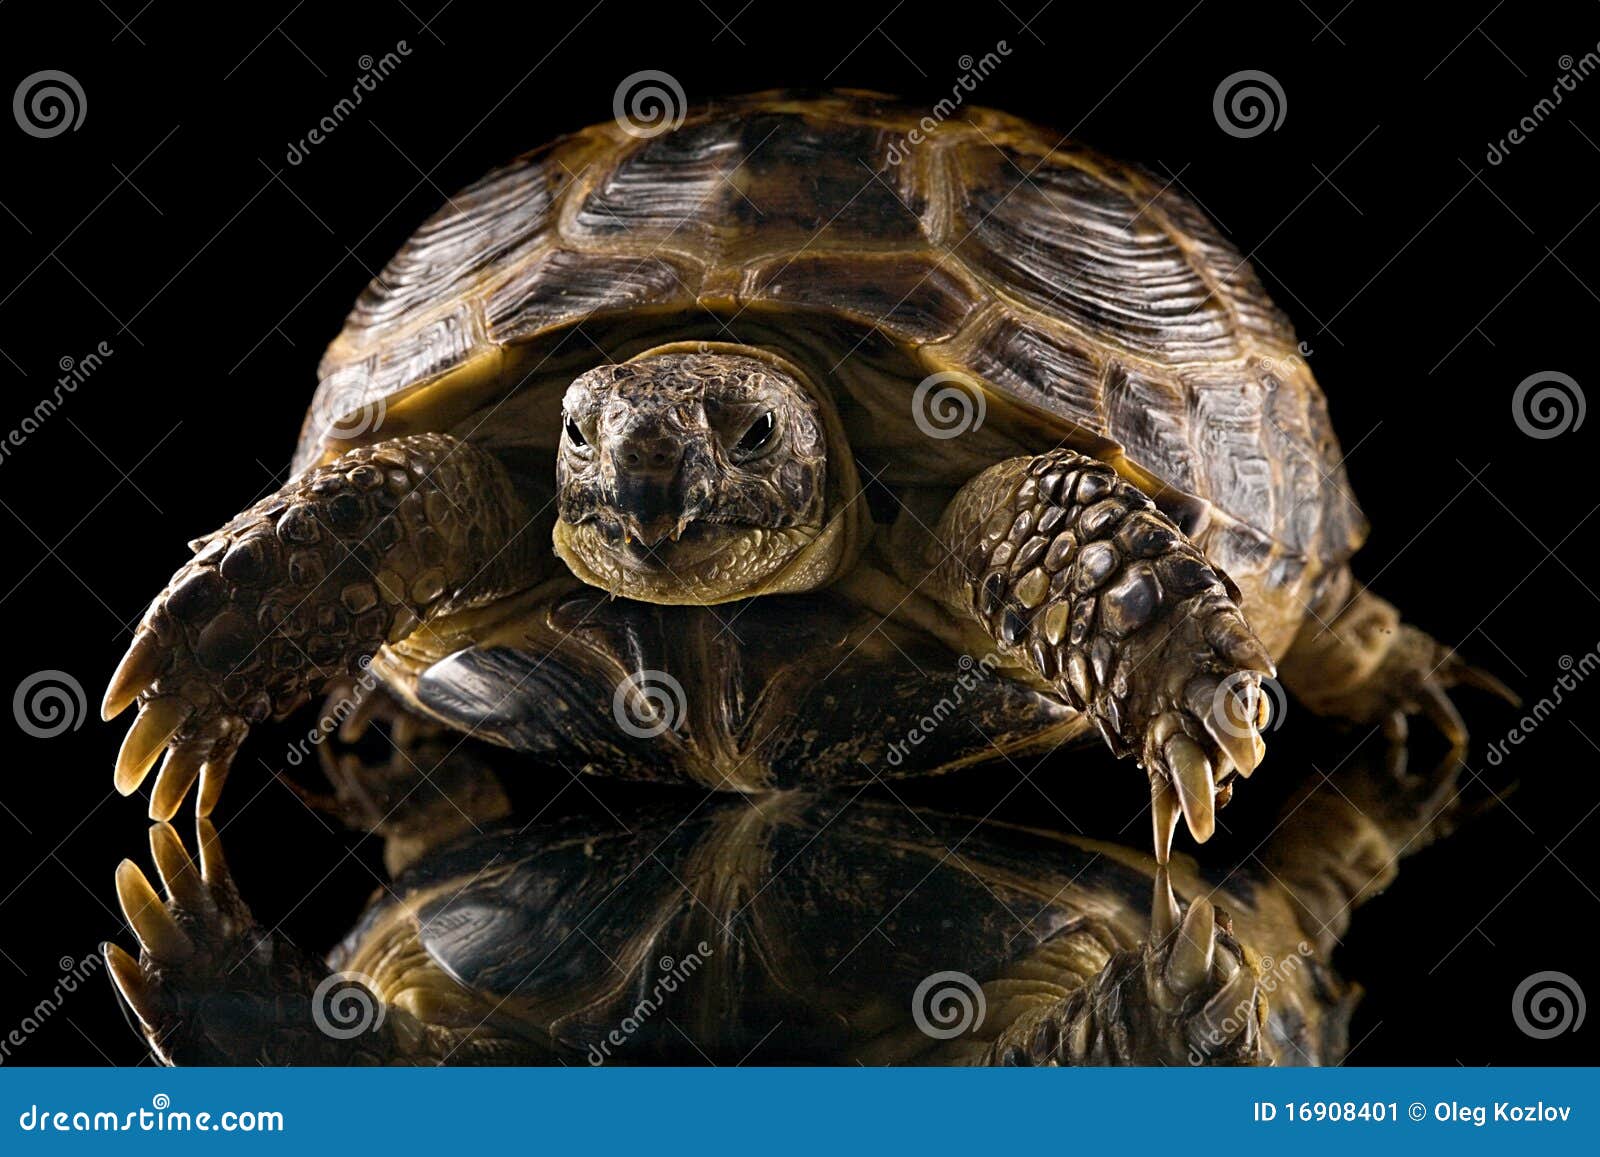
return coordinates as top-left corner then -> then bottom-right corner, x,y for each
1279,575 -> 1516,744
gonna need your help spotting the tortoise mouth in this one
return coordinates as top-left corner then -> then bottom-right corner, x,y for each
596,516 -> 745,571
552,516 -> 823,605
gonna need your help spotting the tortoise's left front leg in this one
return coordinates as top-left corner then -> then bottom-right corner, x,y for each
911,451 -> 1275,860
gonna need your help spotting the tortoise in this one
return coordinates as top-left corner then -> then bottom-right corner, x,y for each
102,90 -> 1509,862
101,737 -> 1476,1066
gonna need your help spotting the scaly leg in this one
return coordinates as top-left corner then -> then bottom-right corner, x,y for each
1278,574 -> 1516,745
912,451 -> 1275,860
102,433 -> 539,818
979,870 -> 1265,1066
104,821 -> 412,1064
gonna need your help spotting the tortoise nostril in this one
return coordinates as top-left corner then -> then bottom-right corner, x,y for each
614,436 -> 681,475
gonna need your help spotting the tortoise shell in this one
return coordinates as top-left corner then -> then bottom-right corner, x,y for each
301,90 -> 1365,632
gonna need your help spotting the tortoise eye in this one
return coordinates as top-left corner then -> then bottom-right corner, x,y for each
732,410 -> 776,458
563,413 -> 589,449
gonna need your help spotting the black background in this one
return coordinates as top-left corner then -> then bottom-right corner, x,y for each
1,0 -> 1597,1066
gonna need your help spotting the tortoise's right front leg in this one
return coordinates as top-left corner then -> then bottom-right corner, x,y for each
911,451 -> 1275,861
103,433 -> 538,818
979,871 -> 1265,1066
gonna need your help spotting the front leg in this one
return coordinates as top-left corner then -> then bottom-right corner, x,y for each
917,452 -> 1275,860
102,433 -> 539,818
105,821 -> 416,1064
979,871 -> 1266,1066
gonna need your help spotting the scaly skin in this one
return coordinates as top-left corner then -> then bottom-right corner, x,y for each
978,871 -> 1263,1066
1279,579 -> 1517,745
103,433 -> 535,818
920,451 -> 1275,860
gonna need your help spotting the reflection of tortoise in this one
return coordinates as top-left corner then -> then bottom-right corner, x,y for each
103,739 -> 1469,1066
104,91 -> 1508,861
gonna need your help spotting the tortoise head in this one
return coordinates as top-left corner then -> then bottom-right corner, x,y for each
553,343 -> 858,604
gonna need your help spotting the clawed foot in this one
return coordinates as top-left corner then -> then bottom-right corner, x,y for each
102,821 -> 306,1064
934,452 -> 1276,864
1141,868 -> 1264,1065
101,434 -> 524,819
1367,627 -> 1517,747
988,869 -> 1263,1066
1126,589 -> 1275,862
1281,584 -> 1517,749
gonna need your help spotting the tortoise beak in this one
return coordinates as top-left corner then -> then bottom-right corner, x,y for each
620,511 -> 690,549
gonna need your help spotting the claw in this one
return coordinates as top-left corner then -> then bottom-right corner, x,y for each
149,749 -> 203,821
114,699 -> 189,796
115,859 -> 193,961
1419,683 -> 1467,747
1165,734 -> 1216,843
1188,676 -> 1266,779
1164,895 -> 1216,996
1196,963 -> 1257,1043
1151,867 -> 1182,941
337,688 -> 382,744
102,631 -> 161,721
1206,716 -> 1264,779
1455,662 -> 1520,707
1151,779 -> 1181,864
196,757 -> 233,817
149,823 -> 206,909
195,817 -> 227,885
102,942 -> 154,1027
